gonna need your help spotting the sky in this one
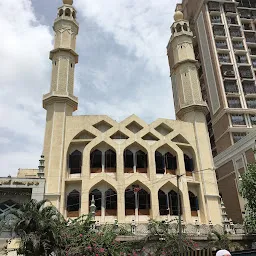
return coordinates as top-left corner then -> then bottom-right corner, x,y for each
0,0 -> 179,176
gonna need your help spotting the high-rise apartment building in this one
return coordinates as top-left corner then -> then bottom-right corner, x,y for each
178,0 -> 256,157
177,0 -> 256,223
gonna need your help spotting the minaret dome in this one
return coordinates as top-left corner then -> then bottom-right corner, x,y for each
174,11 -> 184,21
63,0 -> 73,5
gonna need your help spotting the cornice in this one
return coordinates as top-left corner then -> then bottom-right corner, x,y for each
49,48 -> 79,63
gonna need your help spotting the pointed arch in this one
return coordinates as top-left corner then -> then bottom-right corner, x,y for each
138,188 -> 151,215
67,190 -> 80,217
69,150 -> 82,174
184,154 -> 194,175
158,190 -> 168,215
89,189 -> 102,216
124,149 -> 134,173
105,149 -> 116,172
105,188 -> 117,216
165,152 -> 177,174
136,150 -> 148,173
90,149 -> 102,173
58,9 -> 64,17
176,23 -> 182,32
189,191 -> 199,216
155,151 -> 165,174
65,8 -> 71,16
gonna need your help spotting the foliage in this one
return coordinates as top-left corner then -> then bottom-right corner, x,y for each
240,163 -> 256,233
139,220 -> 196,256
207,230 -> 242,251
3,199 -> 65,256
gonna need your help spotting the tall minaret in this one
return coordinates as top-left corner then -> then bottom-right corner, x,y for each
42,0 -> 79,208
167,11 -> 222,225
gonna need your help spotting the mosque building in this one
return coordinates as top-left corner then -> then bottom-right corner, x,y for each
41,0 -> 222,225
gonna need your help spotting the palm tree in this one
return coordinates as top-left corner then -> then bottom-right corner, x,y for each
4,199 -> 65,256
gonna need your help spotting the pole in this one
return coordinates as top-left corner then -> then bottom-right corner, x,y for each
177,174 -> 182,255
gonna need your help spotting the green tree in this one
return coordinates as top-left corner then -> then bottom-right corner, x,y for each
240,163 -> 256,233
3,199 -> 65,256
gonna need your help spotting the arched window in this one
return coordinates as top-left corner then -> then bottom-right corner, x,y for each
124,150 -> 134,173
89,189 -> 102,216
136,150 -> 148,173
155,151 -> 165,174
138,189 -> 150,215
125,189 -> 135,215
158,190 -> 168,215
72,11 -> 76,19
189,191 -> 199,216
58,9 -> 64,17
184,154 -> 194,174
176,24 -> 182,32
67,190 -> 80,217
105,189 -> 117,216
169,190 -> 180,216
183,23 -> 188,31
165,152 -> 177,174
105,149 -> 116,172
90,150 -> 102,172
65,8 -> 71,16
69,150 -> 82,174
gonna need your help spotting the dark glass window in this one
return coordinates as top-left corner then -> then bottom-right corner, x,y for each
124,150 -> 134,168
89,189 -> 101,211
158,190 -> 168,215
69,150 -> 82,174
136,150 -> 148,168
155,151 -> 165,174
67,190 -> 80,212
189,191 -> 199,211
184,154 -> 194,172
165,152 -> 177,170
231,114 -> 246,125
138,189 -> 150,210
105,189 -> 117,210
90,150 -> 102,168
105,149 -> 116,168
125,189 -> 135,210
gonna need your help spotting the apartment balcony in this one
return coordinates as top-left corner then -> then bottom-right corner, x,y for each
208,2 -> 221,12
245,33 -> 256,45
216,40 -> 228,49
224,80 -> 239,94
249,48 -> 256,56
219,54 -> 231,65
227,17 -> 239,26
250,114 -> 256,126
239,67 -> 254,79
213,25 -> 226,39
227,97 -> 242,108
231,114 -> 246,126
224,3 -> 237,13
229,29 -> 242,38
252,59 -> 256,69
252,11 -> 256,19
239,9 -> 252,20
211,16 -> 222,24
246,98 -> 256,108
233,132 -> 247,143
222,65 -> 236,78
242,23 -> 253,31
243,81 -> 256,95
237,0 -> 256,8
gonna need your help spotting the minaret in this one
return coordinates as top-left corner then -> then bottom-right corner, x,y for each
167,11 -> 208,119
42,0 -> 79,207
167,11 -> 222,225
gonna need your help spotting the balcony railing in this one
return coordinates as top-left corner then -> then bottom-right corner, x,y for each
236,55 -> 248,64
230,29 -> 242,37
211,17 -> 222,24
216,41 -> 228,49
219,55 -> 231,63
224,4 -> 236,13
233,43 -> 244,50
239,68 -> 253,78
245,36 -> 256,43
224,82 -> 239,93
228,98 -> 242,108
231,115 -> 246,125
214,29 -> 225,37
208,2 -> 220,11
243,84 -> 256,94
239,10 -> 252,19
247,99 -> 256,108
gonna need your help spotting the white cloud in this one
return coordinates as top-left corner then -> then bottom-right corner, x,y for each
0,0 -> 179,176
0,0 -> 52,176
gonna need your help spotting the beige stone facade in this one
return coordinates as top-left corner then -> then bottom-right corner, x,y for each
42,1 -> 222,225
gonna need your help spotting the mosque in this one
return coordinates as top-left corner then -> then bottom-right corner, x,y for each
41,0 -> 222,225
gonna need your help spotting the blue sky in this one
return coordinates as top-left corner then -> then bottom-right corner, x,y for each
0,0 -> 179,176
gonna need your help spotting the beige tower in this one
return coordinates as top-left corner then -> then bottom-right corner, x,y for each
167,11 -> 221,225
42,0 -> 79,207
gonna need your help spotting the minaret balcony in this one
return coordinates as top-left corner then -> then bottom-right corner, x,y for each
49,48 -> 79,63
43,92 -> 78,111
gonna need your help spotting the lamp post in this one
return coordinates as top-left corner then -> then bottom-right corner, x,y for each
89,195 -> 96,229
38,155 -> 45,178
